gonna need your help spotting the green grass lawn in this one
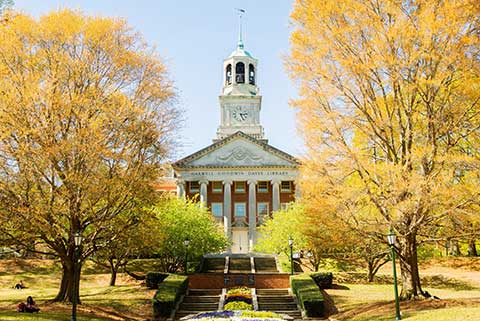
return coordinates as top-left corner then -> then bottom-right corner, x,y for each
0,311 -> 113,321
0,259 -> 157,320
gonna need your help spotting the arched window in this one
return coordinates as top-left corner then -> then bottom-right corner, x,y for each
226,64 -> 232,85
235,62 -> 245,84
249,64 -> 255,85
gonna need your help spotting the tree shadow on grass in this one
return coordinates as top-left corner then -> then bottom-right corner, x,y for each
421,274 -> 477,291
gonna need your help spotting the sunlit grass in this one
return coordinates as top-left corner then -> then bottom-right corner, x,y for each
0,311 -> 112,321
0,259 -> 157,320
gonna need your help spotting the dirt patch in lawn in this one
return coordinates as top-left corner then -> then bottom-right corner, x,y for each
330,297 -> 480,321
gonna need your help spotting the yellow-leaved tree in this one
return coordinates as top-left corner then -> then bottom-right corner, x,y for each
0,9 -> 180,302
287,0 -> 479,299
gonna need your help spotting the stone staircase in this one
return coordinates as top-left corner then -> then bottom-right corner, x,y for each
254,257 -> 278,273
228,257 -> 252,273
175,289 -> 221,319
256,288 -> 302,320
201,257 -> 226,273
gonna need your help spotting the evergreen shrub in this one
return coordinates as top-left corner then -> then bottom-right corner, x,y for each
310,272 -> 333,289
152,274 -> 188,319
290,274 -> 324,317
146,272 -> 169,289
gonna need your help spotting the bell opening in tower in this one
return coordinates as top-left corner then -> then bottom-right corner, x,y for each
226,64 -> 232,85
249,64 -> 255,85
235,62 -> 245,83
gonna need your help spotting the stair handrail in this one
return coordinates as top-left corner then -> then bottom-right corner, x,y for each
251,287 -> 259,311
218,288 -> 227,310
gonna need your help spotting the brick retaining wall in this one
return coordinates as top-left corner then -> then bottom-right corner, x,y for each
188,273 -> 290,289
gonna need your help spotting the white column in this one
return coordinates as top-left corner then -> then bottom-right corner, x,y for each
176,180 -> 185,199
223,180 -> 232,250
294,181 -> 301,199
272,179 -> 281,212
199,180 -> 208,207
248,180 -> 257,252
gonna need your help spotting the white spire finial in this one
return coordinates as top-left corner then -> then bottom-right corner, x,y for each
235,8 -> 245,49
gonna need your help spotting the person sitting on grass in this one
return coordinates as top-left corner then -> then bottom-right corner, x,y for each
14,280 -> 25,289
17,296 -> 40,313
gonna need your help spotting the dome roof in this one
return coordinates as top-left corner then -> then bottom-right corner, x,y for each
229,47 -> 253,58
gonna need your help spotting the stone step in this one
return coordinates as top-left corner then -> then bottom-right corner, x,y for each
258,303 -> 298,309
182,296 -> 220,303
254,258 -> 278,272
258,298 -> 296,304
257,295 -> 294,299
188,289 -> 222,296
256,289 -> 290,295
180,302 -> 218,311
228,258 -> 252,272
201,258 -> 226,273
175,311 -> 206,318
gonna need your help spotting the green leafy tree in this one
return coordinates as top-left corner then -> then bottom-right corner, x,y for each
255,203 -> 307,257
152,197 -> 228,273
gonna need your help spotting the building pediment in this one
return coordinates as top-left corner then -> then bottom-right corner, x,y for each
174,132 -> 299,169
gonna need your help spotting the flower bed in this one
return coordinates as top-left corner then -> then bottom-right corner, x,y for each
224,287 -> 253,310
223,301 -> 253,311
183,310 -> 286,321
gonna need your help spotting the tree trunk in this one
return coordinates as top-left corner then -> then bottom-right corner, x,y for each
467,239 -> 477,257
53,253 -> 82,303
367,261 -> 374,282
109,259 -> 117,286
449,240 -> 461,256
398,232 -> 424,300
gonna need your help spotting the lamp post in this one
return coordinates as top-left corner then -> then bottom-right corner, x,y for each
184,238 -> 190,275
387,229 -> 401,320
72,231 -> 83,321
288,236 -> 294,275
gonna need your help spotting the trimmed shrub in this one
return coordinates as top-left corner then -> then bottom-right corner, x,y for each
310,272 -> 333,289
290,274 -> 324,317
152,274 -> 188,319
146,272 -> 169,289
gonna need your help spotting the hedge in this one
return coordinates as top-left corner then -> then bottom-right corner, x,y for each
290,274 -> 324,317
152,274 -> 188,319
310,272 -> 333,289
146,272 -> 169,289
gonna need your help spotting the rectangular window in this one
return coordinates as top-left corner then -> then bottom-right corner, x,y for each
257,181 -> 269,193
234,202 -> 246,217
189,181 -> 199,193
234,181 -> 246,193
212,181 -> 223,193
281,181 -> 292,193
258,202 -> 269,215
211,203 -> 223,217
257,203 -> 269,225
280,202 -> 290,211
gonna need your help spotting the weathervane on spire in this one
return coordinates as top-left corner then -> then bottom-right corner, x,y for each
235,8 -> 245,49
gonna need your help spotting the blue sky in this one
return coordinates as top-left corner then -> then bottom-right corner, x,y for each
15,0 -> 302,158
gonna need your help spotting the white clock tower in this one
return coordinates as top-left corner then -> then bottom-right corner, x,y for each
215,17 -> 265,143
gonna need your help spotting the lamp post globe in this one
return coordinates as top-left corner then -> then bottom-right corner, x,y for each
387,230 -> 396,246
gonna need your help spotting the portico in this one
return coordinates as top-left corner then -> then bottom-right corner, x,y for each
173,133 -> 299,253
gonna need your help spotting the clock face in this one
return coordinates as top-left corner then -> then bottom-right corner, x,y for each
232,107 -> 249,122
